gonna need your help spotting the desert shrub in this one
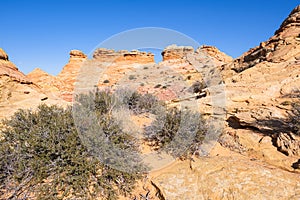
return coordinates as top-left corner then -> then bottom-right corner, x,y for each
144,107 -> 206,157
189,81 -> 207,93
284,90 -> 300,136
134,93 -> 162,114
0,104 -> 141,200
290,102 -> 300,136
114,88 -> 162,114
128,75 -> 135,80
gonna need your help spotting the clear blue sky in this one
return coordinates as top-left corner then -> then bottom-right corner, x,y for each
0,0 -> 299,75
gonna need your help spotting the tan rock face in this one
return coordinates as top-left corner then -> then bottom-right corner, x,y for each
225,5 -> 300,75
93,48 -> 154,64
275,5 -> 300,37
223,7 -> 300,123
220,5 -> 300,160
0,48 -> 9,61
0,49 -> 65,120
198,45 -> 233,63
57,50 -> 87,101
151,155 -> 300,200
161,44 -> 194,61
26,68 -> 62,97
0,48 -> 28,82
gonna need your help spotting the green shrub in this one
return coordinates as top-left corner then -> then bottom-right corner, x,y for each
290,102 -> 300,136
144,107 -> 206,157
128,75 -> 135,80
114,88 -> 162,114
0,104 -> 140,200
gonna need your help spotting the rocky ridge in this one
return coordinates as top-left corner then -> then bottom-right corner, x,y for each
222,5 -> 300,158
93,48 -> 154,63
0,49 -> 64,120
0,48 -> 30,83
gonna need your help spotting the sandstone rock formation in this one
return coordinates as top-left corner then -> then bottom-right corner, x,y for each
27,68 -> 61,97
198,45 -> 233,65
0,49 -> 64,120
93,48 -> 154,63
221,5 -> 300,158
151,153 -> 300,200
225,5 -> 300,75
0,48 -> 30,83
161,44 -> 194,61
56,49 -> 154,101
57,50 -> 87,101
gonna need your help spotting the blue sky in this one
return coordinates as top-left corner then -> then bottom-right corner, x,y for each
0,0 -> 299,75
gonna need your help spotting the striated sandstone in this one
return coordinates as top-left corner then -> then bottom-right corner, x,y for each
93,48 -> 154,63
27,68 -> 62,98
161,44 -> 194,61
57,50 -> 87,101
151,154 -> 300,200
275,5 -> 300,36
218,5 -> 300,162
0,49 -> 65,120
198,45 -> 233,64
0,48 -> 9,61
225,5 -> 300,75
0,48 -> 30,83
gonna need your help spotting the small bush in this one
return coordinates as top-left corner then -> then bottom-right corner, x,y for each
128,75 -> 135,80
114,88 -> 162,114
290,102 -> 300,135
144,107 -> 206,157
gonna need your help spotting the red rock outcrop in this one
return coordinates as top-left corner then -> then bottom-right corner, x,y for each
161,44 -> 194,61
225,5 -> 300,75
93,48 -> 154,63
275,5 -> 300,36
221,5 -> 300,158
0,48 -> 30,83
0,49 -> 64,119
27,68 -> 61,97
57,50 -> 87,101
198,45 -> 233,64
